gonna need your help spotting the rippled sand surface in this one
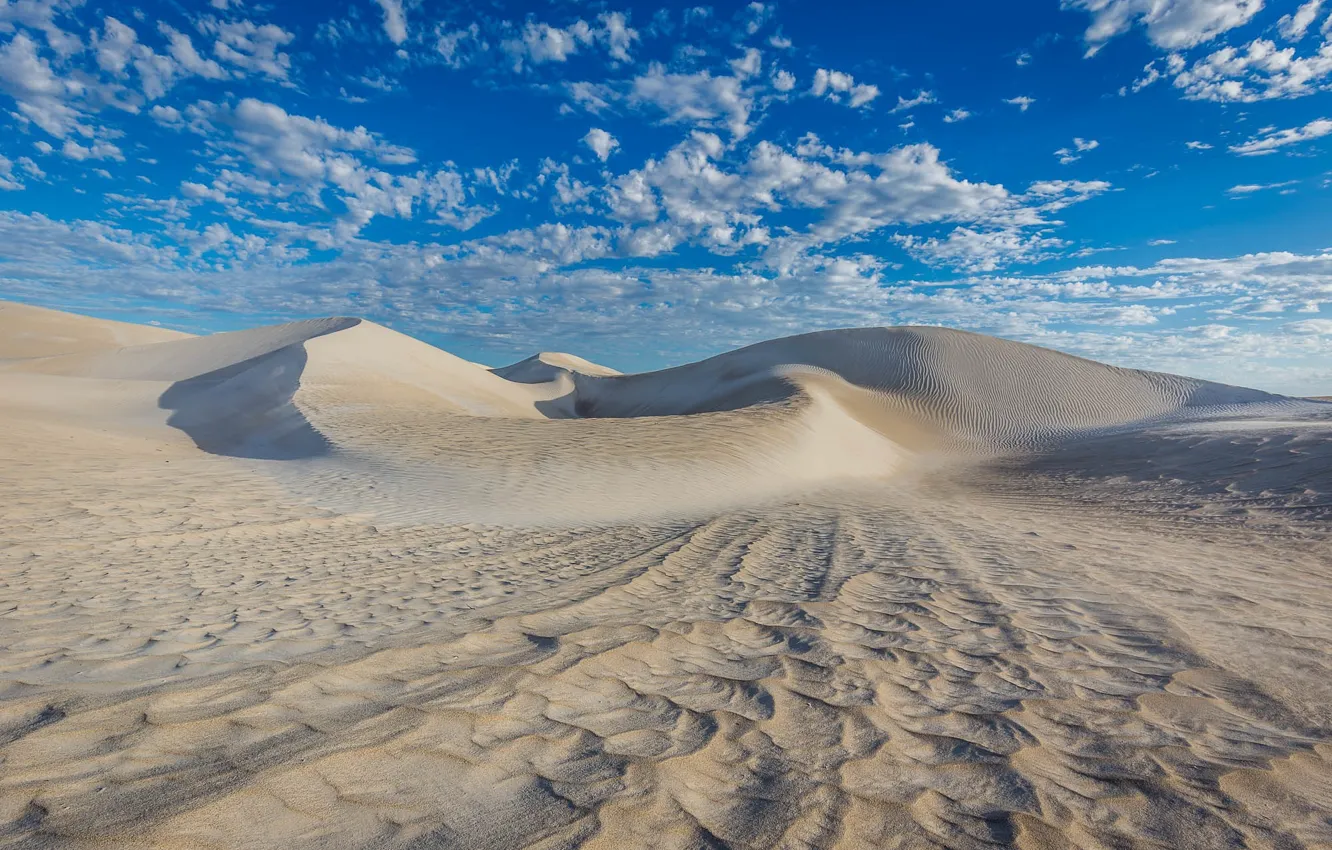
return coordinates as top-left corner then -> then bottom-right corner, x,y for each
2,301 -> 1330,850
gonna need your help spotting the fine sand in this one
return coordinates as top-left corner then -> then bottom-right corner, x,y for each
1,300 -> 1330,849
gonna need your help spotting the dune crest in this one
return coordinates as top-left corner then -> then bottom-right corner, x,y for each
1,303 -> 1330,850
8,310 -> 1303,524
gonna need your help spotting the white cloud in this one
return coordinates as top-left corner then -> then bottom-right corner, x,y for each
0,155 -> 22,190
1286,318 -> 1332,333
772,68 -> 795,92
180,180 -> 231,204
601,132 -> 1062,273
0,32 -> 91,138
1054,137 -> 1100,164
1004,95 -> 1036,111
1226,179 -> 1299,193
1186,140 -> 1213,149
1149,238 -> 1178,245
810,68 -> 880,108
1110,304 -> 1159,324
630,63 -> 754,138
896,227 -> 1067,272
62,139 -> 124,161
1277,0 -> 1323,40
374,0 -> 408,45
566,81 -> 615,114
943,107 -> 971,123
1024,179 -> 1115,210
1230,118 -> 1332,154
505,20 -> 591,67
211,98 -> 418,174
92,16 -> 279,100
159,24 -> 228,80
94,17 -> 138,75
90,18 -> 183,101
598,12 -> 638,63
742,2 -> 774,35
1173,38 -> 1332,101
205,19 -> 295,80
435,24 -> 483,68
1063,0 -> 1264,54
0,0 -> 81,56
1128,60 -> 1164,92
538,159 -> 595,213
501,13 -> 640,71
891,90 -> 936,112
150,104 -> 182,125
174,98 -> 470,241
730,48 -> 762,79
583,127 -> 619,161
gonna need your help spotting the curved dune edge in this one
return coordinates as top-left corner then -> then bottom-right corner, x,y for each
1,303 -> 1319,525
2,303 -> 1332,850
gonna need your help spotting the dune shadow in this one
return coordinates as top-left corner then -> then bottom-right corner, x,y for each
158,343 -> 333,460
533,372 -> 799,419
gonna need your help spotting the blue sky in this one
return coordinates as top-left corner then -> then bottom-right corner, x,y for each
1,0 -> 1330,393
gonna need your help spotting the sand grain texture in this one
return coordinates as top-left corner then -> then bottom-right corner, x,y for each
1,302 -> 1330,850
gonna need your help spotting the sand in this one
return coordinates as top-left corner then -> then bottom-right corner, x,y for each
1,300 -> 1330,849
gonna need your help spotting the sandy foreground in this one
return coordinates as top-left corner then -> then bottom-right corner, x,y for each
1,300 -> 1330,850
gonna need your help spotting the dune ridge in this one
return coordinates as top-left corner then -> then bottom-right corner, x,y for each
3,309 -> 1309,525
1,302 -> 1330,850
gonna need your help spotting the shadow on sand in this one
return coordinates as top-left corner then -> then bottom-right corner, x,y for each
158,343 -> 333,460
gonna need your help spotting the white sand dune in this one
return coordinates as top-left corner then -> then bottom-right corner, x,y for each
1,302 -> 1330,850
492,351 -> 622,383
0,302 -> 189,359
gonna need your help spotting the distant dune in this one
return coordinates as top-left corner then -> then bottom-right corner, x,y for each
2,301 -> 1330,850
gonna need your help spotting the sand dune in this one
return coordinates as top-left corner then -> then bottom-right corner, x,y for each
1,302 -> 1330,849
0,302 -> 190,359
492,352 -> 621,383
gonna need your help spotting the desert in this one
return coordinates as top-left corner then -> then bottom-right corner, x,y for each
1,300 -> 1330,849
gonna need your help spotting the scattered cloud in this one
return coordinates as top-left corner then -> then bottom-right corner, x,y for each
1230,118 -> 1332,154
810,68 -> 880,108
0,33 -> 91,138
583,127 -> 619,161
1173,38 -> 1332,102
500,13 -> 640,71
374,0 -> 408,45
1004,95 -> 1036,111
896,226 -> 1067,272
630,63 -> 754,138
1055,137 -> 1100,164
891,90 -> 937,112
1277,0 -> 1323,41
62,139 -> 123,161
943,107 -> 971,123
1063,0 -> 1264,54
160,24 -> 228,80
0,154 -> 39,189
1227,179 -> 1299,193
203,19 -> 295,80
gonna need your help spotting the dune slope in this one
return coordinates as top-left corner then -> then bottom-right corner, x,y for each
1,302 -> 1330,850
